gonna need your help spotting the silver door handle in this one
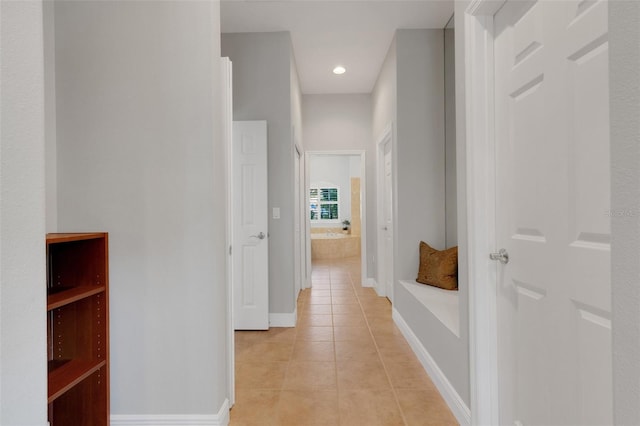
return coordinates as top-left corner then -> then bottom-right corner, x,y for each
251,232 -> 266,240
490,248 -> 509,264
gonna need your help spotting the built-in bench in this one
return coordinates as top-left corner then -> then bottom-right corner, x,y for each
398,280 -> 459,337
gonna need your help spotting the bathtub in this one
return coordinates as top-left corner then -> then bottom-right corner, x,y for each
310,231 -> 361,260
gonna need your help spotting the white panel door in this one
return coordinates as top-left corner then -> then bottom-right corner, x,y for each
494,1 -> 611,424
383,141 -> 394,302
233,121 -> 269,330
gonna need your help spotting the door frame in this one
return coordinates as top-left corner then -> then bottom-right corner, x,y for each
376,123 -> 394,300
466,2 -> 632,425
294,141 -> 306,294
464,0 -> 507,423
221,57 -> 235,407
305,150 -> 368,284
464,1 -> 507,423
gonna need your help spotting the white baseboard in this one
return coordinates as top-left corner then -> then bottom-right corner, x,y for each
269,308 -> 297,327
111,399 -> 229,426
363,277 -> 376,288
392,308 -> 471,426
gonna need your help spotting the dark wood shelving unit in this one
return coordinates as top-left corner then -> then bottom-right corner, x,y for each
47,233 -> 109,426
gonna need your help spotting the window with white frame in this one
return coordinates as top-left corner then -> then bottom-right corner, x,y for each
310,187 -> 339,221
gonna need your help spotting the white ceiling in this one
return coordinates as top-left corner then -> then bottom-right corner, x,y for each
221,1 -> 454,94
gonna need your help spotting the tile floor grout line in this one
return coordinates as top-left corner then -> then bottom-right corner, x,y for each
329,271 -> 342,426
347,266 -> 411,426
232,257 -> 456,425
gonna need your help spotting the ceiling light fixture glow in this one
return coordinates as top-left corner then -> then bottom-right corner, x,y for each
333,66 -> 346,75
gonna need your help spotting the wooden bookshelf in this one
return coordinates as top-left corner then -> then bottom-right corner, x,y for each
47,233 -> 109,426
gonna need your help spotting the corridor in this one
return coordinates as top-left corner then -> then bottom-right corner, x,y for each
231,256 -> 458,426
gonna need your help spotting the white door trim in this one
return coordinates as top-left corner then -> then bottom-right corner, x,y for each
464,1 -> 504,425
376,123 -> 393,299
294,141 -> 305,295
305,150 -> 368,283
221,57 -> 234,408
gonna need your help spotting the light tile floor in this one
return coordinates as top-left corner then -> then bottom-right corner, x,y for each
231,256 -> 458,426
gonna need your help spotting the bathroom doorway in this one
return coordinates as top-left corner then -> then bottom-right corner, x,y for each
305,151 -> 367,286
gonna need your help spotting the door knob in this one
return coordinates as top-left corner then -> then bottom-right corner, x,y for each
490,248 -> 509,264
251,232 -> 266,240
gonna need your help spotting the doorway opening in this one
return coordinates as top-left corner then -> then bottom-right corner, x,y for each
305,151 -> 367,286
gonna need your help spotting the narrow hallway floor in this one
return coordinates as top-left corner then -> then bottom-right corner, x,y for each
231,256 -> 458,426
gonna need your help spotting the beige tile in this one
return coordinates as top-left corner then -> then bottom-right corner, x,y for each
373,334 -> 411,348
291,341 -> 335,362
277,390 -> 339,426
235,362 -> 288,389
310,283 -> 331,290
330,283 -> 352,289
298,314 -> 333,327
338,389 -> 405,426
367,315 -> 395,328
375,336 -> 419,364
396,389 -> 459,426
331,289 -> 355,297
332,313 -> 367,327
334,339 -> 381,363
235,341 -> 294,363
336,359 -> 391,389
296,326 -> 334,341
282,361 -> 337,391
353,285 -> 373,294
359,296 -> 391,307
385,361 -> 436,390
235,327 -> 297,343
230,389 -> 281,426
331,295 -> 360,304
304,304 -> 332,315
369,320 -> 404,338
333,326 -> 373,343
309,289 -> 332,297
308,296 -> 333,305
331,304 -> 363,314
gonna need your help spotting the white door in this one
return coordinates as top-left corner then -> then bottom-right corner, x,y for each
294,146 -> 302,299
383,141 -> 394,302
494,1 -> 611,424
233,121 -> 269,330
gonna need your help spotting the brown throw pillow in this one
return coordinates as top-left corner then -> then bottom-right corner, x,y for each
416,241 -> 458,290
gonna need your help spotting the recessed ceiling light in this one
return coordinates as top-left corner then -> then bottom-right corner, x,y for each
333,66 -> 346,75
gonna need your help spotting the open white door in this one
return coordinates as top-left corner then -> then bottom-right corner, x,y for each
232,120 -> 269,330
493,1 -> 611,424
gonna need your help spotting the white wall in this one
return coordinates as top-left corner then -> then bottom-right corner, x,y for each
222,32 -> 298,316
445,25 -> 457,248
43,0 -> 57,234
610,1 -> 640,424
303,94 -> 376,274
395,29 -> 446,278
54,0 -> 228,417
0,1 -> 48,424
372,28 -> 470,407
372,39 -> 396,285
